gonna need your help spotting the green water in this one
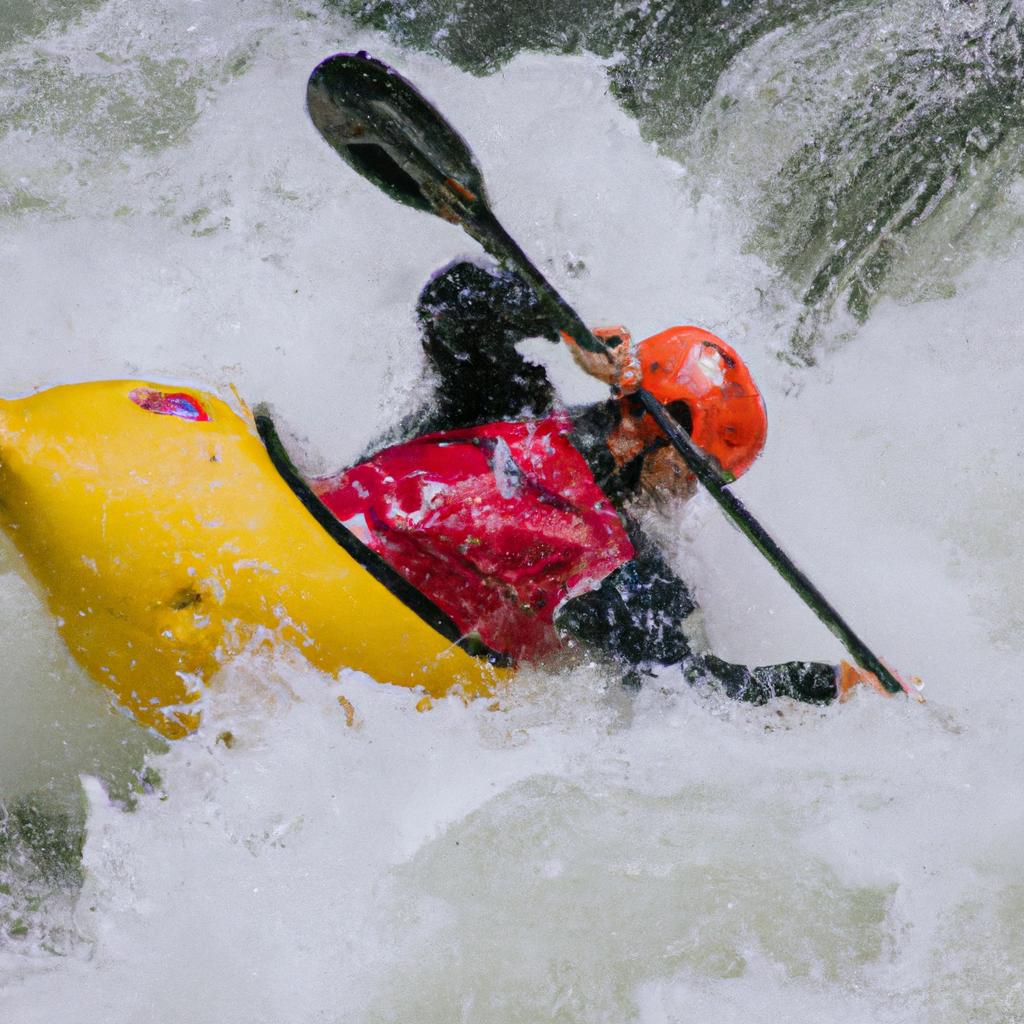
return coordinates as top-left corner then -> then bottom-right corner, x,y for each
0,0 -> 106,50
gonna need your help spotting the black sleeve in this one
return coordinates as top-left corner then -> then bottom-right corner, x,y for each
555,530 -> 839,705
402,260 -> 562,435
553,541 -> 697,671
678,653 -> 839,705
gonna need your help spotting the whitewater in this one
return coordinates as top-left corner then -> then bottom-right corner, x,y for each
1,1 -> 1023,1021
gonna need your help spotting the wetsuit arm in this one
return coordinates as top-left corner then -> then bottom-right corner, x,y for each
407,260 -> 561,433
677,653 -> 838,705
554,533 -> 839,705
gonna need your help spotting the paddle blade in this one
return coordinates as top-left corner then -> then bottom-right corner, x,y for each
307,52 -> 488,220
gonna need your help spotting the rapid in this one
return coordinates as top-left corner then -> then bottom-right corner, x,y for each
1,1 -> 1022,1021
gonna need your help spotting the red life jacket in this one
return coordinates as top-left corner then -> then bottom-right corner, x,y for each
313,414 -> 634,661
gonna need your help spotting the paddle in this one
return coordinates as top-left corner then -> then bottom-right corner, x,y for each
306,51 -> 906,696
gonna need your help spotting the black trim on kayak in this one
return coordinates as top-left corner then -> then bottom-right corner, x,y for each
254,408 -> 514,669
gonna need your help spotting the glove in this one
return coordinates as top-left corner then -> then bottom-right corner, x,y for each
837,660 -> 925,703
561,326 -> 643,395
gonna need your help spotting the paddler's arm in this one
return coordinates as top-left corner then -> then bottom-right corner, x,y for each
679,654 -> 840,704
408,260 -> 561,432
555,535 -> 843,706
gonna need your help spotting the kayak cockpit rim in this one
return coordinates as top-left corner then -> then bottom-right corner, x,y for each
254,408 -> 513,669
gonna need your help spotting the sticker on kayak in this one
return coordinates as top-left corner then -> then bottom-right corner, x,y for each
129,388 -> 209,422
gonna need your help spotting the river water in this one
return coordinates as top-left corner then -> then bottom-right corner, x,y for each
1,2 -> 1022,1021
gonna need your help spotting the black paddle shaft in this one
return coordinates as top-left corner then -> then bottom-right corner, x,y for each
306,51 -> 905,695
638,392 -> 904,691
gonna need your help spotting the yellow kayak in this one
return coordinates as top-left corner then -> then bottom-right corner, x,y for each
0,380 -> 510,738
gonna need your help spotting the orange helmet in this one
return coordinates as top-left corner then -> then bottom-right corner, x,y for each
634,326 -> 767,480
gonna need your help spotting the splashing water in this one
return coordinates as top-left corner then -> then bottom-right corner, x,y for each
344,0 -> 1024,358
1,2 -> 1023,1022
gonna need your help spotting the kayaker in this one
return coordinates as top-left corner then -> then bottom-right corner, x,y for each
314,260 -> 908,704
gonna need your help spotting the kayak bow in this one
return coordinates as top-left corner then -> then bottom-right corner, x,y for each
0,380 -> 508,738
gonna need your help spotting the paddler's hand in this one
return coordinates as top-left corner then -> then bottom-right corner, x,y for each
837,660 -> 925,703
561,326 -> 643,396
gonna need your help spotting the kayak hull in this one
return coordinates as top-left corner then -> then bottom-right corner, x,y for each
0,381 -> 508,738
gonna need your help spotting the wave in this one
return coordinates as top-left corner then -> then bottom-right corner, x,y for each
342,0 -> 1024,357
